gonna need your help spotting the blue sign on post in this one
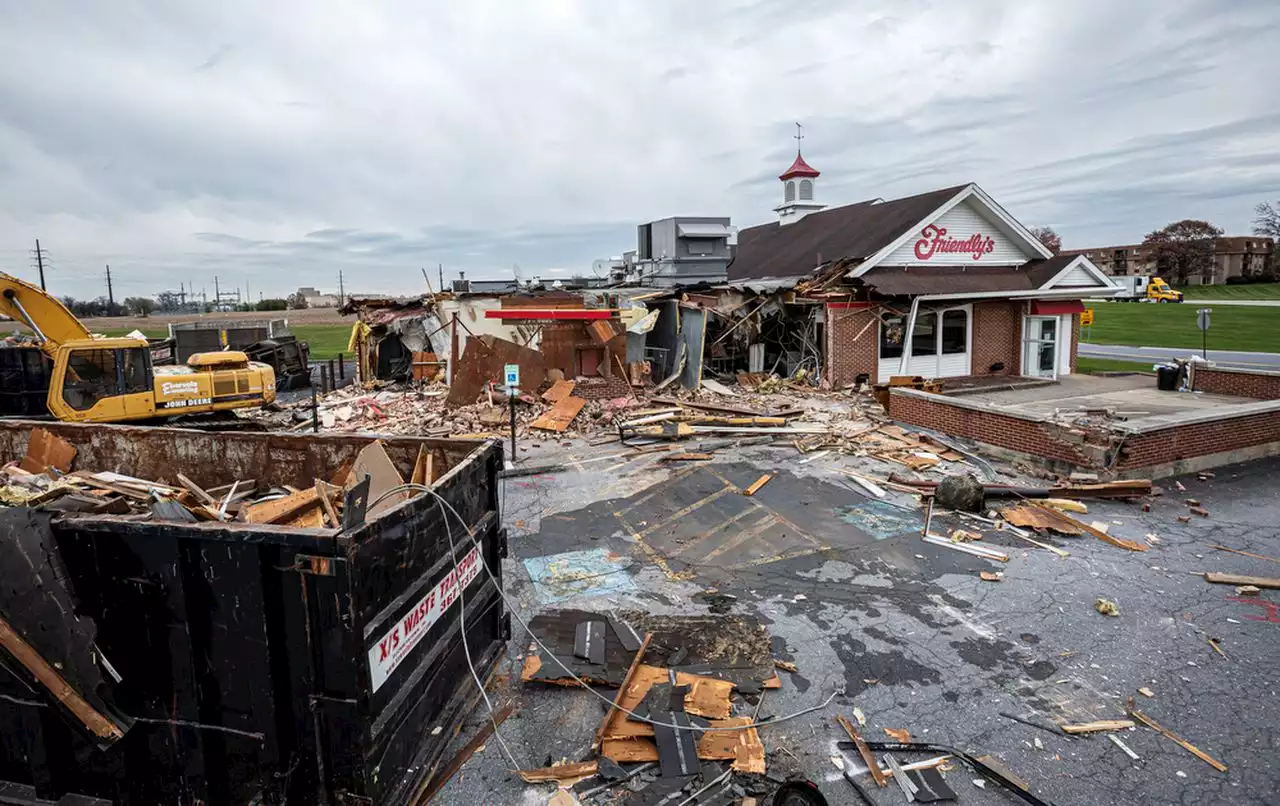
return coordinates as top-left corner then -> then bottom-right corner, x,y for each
504,363 -> 520,390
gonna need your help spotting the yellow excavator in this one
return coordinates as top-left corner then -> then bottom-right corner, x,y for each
1,271 -> 276,424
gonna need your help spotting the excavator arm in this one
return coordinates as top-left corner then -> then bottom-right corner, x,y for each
0,272 -> 92,357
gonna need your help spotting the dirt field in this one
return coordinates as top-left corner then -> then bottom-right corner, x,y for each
78,307 -> 353,333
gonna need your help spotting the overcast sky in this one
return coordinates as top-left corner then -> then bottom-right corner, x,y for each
1,0 -> 1277,301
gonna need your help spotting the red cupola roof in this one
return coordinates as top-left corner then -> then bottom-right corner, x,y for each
779,152 -> 820,180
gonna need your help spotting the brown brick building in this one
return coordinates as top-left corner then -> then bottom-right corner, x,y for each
1063,236 -> 1275,284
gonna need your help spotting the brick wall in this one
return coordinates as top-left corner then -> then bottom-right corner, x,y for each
826,306 -> 879,387
1116,409 -> 1280,470
970,301 -> 1023,376
889,390 -> 1093,465
1191,367 -> 1280,400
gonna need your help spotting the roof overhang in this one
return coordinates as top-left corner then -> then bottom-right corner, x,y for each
1040,254 -> 1122,291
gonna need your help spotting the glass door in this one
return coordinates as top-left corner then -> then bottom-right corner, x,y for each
1024,317 -> 1058,378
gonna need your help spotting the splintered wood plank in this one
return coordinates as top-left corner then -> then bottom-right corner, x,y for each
1060,720 -> 1135,734
743,474 -> 772,496
530,396 -> 587,432
410,445 -> 433,487
541,379 -> 577,403
243,487 -> 322,524
1203,572 -> 1280,589
176,474 -> 218,506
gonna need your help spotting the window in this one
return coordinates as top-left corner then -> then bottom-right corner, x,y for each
62,349 -> 121,411
799,179 -> 813,200
941,309 -> 967,354
121,347 -> 150,393
879,315 -> 904,359
784,181 -> 795,203
911,313 -> 937,356
686,238 -> 714,256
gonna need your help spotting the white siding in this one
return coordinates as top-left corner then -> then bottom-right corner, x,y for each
882,200 -> 1034,266
1055,263 -> 1102,287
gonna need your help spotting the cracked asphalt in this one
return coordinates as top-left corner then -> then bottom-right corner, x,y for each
434,441 -> 1280,806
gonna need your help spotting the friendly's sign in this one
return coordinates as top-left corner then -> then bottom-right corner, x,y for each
367,545 -> 483,692
914,224 -> 995,261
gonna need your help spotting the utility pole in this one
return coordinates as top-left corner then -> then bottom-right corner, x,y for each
338,270 -> 345,306
438,263 -> 444,292
32,239 -> 47,291
214,275 -> 220,308
105,264 -> 115,310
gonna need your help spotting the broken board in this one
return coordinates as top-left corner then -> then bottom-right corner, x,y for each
541,379 -> 577,403
345,439 -> 407,517
530,396 -> 587,432
19,428 -> 77,475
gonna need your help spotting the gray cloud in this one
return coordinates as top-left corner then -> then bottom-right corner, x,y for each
0,0 -> 1277,301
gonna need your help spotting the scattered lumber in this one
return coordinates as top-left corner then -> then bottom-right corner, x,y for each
743,475 -> 772,496
1128,698 -> 1227,772
1202,572 -> 1280,590
1060,720 -> 1134,734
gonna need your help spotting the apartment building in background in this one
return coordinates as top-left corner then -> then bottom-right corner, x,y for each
1063,236 -> 1274,284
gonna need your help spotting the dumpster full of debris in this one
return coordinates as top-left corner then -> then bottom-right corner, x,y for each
0,419 -> 508,805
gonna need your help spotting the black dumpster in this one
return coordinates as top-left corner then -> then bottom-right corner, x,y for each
1156,364 -> 1179,391
0,421 -> 508,805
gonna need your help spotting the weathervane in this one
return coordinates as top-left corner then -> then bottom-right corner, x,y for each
794,122 -> 804,154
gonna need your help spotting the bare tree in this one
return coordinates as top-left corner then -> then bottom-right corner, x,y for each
1029,226 -> 1062,255
1142,219 -> 1223,285
1254,201 -> 1280,239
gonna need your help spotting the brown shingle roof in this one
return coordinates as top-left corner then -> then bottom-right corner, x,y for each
727,184 -> 969,281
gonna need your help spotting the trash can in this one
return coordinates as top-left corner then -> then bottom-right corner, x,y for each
1156,365 -> 1179,391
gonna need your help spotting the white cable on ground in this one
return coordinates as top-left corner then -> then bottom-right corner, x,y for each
369,483 -> 840,736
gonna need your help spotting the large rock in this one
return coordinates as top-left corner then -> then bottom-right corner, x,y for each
935,473 -> 984,512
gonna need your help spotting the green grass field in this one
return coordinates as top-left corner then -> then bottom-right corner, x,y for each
1076,357 -> 1155,374
100,323 -> 353,360
1180,283 -> 1280,300
1083,303 -> 1280,352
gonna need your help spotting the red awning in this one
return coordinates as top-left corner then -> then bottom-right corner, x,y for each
1030,300 -> 1086,315
484,309 -> 615,320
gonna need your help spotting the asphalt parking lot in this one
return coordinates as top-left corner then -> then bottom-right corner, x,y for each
435,443 -> 1280,805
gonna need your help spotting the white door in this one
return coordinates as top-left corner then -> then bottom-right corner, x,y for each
1023,316 -> 1059,378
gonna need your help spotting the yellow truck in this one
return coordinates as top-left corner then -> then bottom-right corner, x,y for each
1,272 -> 276,424
1112,276 -> 1184,302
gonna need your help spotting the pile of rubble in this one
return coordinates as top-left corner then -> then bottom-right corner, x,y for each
0,426 -> 424,530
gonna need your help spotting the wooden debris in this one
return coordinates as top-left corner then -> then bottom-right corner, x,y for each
1138,687 -> 1155,698
243,487 -> 322,525
1030,504 -> 1149,552
417,702 -> 518,801
923,534 -> 1009,562
346,439 -> 407,517
1060,719 -> 1134,734
1235,585 -> 1261,596
1189,506 -> 1210,517
1208,637 -> 1226,658
1040,498 -> 1088,514
541,379 -> 577,403
979,571 -> 1003,582
592,634 -> 650,753
773,659 -> 798,673
1203,572 -> 1280,590
743,474 -> 772,496
19,428 -> 76,475
836,714 -> 888,788
843,472 -> 887,498
1108,733 -> 1140,760
0,615 -> 123,742
1210,545 -> 1280,564
661,453 -> 714,462
883,727 -> 911,742
1128,698 -> 1227,772
518,760 -> 598,784
530,396 -> 587,432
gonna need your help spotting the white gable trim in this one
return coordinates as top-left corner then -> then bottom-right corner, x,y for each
849,183 -> 1055,278
1040,255 -> 1120,291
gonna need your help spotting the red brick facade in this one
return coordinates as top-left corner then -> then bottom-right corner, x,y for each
888,390 -> 1098,465
1114,409 -> 1280,471
891,388 -> 1280,475
970,301 -> 1023,376
826,305 -> 879,388
1191,367 -> 1280,400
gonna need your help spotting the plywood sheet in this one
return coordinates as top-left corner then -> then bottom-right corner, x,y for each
542,379 -> 577,403
530,396 -> 586,432
345,439 -> 406,517
20,428 -> 77,475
